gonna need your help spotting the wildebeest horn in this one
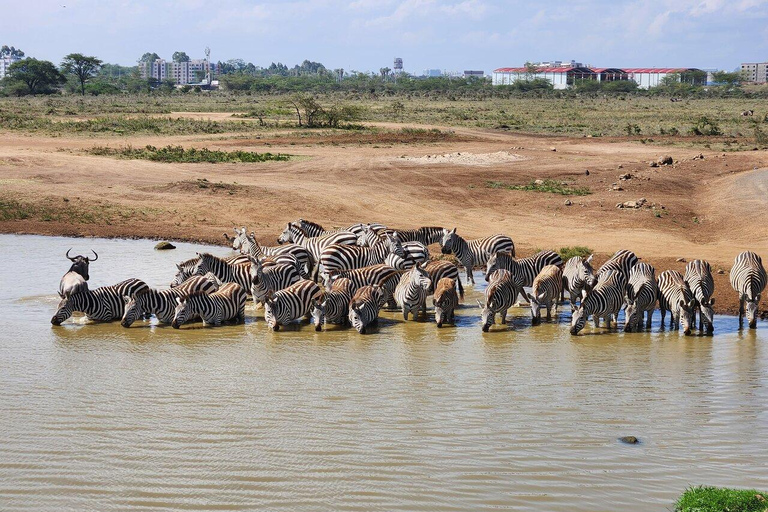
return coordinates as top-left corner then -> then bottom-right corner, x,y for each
66,248 -> 76,261
88,250 -> 98,261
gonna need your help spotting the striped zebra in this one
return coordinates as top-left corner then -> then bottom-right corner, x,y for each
422,259 -> 464,299
595,249 -> 639,290
171,253 -> 248,288
121,274 -> 220,327
348,285 -> 386,334
319,232 -> 402,281
528,265 -> 563,325
310,278 -> 354,331
657,270 -> 695,335
357,227 -> 429,268
248,257 -> 301,304
394,265 -> 432,321
172,282 -> 246,328
192,253 -> 252,292
51,278 -> 149,325
570,269 -> 624,334
486,249 -> 563,299
277,223 -> 358,280
231,229 -> 312,279
441,228 -> 515,285
477,269 -> 520,332
684,259 -> 715,334
294,219 -> 387,238
59,249 -> 97,298
327,264 -> 403,308
562,255 -> 595,312
264,279 -> 323,331
624,262 -> 657,332
730,251 -> 767,329
362,225 -> 444,247
433,277 -> 459,328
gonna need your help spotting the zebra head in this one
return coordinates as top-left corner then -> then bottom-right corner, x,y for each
440,228 -> 457,255
171,296 -> 194,329
678,297 -> 696,335
526,291 -> 547,325
700,297 -> 715,334
65,248 -> 97,281
746,293 -> 761,329
263,291 -> 281,331
277,223 -> 297,244
386,232 -> 405,258
171,257 -> 200,288
356,224 -> 377,247
570,306 -> 587,335
477,299 -> 494,332
485,252 -> 502,282
580,254 -> 596,290
230,227 -> 248,252
412,264 -> 432,292
51,296 -> 76,325
311,296 -> 325,332
624,296 -> 639,332
349,306 -> 366,334
121,294 -> 145,328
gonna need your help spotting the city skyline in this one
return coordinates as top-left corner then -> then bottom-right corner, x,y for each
2,0 -> 767,73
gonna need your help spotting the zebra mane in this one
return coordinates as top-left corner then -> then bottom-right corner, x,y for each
289,223 -> 310,237
177,256 -> 200,269
297,219 -> 324,231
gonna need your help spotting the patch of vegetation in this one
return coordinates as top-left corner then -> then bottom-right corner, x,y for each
0,198 -> 35,221
86,145 -> 291,163
689,116 -> 722,136
675,486 -> 768,512
486,180 -> 591,196
558,246 -> 593,260
0,196 -> 163,224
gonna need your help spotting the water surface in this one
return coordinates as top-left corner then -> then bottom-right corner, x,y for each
1,234 -> 766,511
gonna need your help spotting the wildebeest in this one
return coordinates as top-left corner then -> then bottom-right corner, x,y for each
59,249 -> 98,298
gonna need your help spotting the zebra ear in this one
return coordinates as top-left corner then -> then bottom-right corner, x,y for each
123,295 -> 131,305
175,297 -> 182,305
450,227 -> 457,235
176,263 -> 182,270
708,297 -> 715,306
586,254 -> 593,264
537,292 -> 546,302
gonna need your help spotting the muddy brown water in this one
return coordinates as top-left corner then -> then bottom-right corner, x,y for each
1,234 -> 767,511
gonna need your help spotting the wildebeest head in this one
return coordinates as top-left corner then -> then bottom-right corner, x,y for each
65,248 -> 98,281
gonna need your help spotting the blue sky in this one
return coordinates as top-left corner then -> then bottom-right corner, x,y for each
2,0 -> 767,72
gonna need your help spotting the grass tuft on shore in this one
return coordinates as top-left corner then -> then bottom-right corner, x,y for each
675,486 -> 768,512
558,246 -> 593,260
486,180 -> 591,196
86,145 -> 291,163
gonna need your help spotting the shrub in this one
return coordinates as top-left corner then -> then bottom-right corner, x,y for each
486,180 -> 591,196
675,486 -> 768,512
558,246 -> 593,260
86,145 -> 291,163
689,116 -> 722,136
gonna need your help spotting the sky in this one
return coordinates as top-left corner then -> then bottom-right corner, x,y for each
2,0 -> 767,73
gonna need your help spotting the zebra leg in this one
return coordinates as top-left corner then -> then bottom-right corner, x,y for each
500,308 -> 508,324
403,309 -> 410,321
698,306 -> 703,333
659,309 -> 666,330
738,298 -> 744,329
645,309 -> 652,330
464,257 -> 475,285
605,315 -> 611,329
569,291 -> 578,313
593,316 -> 600,328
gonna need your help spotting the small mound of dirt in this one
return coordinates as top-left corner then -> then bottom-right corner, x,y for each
401,151 -> 525,166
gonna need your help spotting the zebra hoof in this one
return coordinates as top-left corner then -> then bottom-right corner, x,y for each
315,324 -> 322,332
272,324 -> 280,331
437,322 -> 443,328
482,325 -> 490,332
749,321 -> 757,329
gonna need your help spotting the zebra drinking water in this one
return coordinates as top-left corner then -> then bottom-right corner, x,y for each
730,251 -> 767,329
348,285 -> 386,334
528,264 -> 562,325
394,265 -> 432,321
624,263 -> 657,332
121,274 -> 220,327
172,282 -> 246,328
441,228 -> 514,285
433,277 -> 459,328
657,270 -> 695,335
562,254 -> 595,312
263,279 -> 323,331
684,259 -> 715,334
477,269 -> 520,332
52,278 -> 149,325
570,270 -> 624,335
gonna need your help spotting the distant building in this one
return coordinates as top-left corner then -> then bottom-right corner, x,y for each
740,62 -> 768,83
140,57 -> 211,85
0,53 -> 22,80
493,64 -> 705,89
492,66 -> 595,89
423,69 -> 442,77
463,70 -> 484,78
394,57 -> 403,74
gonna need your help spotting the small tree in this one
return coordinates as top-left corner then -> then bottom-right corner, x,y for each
712,71 -> 743,87
139,52 -> 160,63
0,45 -> 24,59
288,93 -> 323,127
3,58 -> 65,95
172,51 -> 190,63
61,53 -> 103,96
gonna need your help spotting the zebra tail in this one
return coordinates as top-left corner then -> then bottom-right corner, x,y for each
457,277 -> 464,301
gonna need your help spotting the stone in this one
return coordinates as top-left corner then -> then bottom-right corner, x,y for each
616,203 -> 624,209
619,436 -> 639,444
612,185 -> 624,191
550,147 -> 557,152
676,257 -> 686,262
154,241 -> 176,250
649,161 -> 659,167
564,199 -> 572,206
717,269 -> 725,274
534,179 -> 544,185
658,155 -> 674,165
619,173 -> 632,180
618,164 -> 624,169
585,169 -> 590,175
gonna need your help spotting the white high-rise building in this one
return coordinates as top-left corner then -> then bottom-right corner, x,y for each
140,58 -> 210,85
0,53 -> 22,80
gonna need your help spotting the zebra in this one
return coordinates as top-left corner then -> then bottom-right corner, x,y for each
59,249 -> 97,298
348,285 -> 386,334
441,228 -> 515,285
277,223 -> 358,280
562,254 -> 595,312
360,225 -> 444,248
595,249 -> 639,290
657,270 -> 695,335
684,259 -> 715,334
319,232 -> 402,281
730,251 -> 767,329
310,278 -> 354,331
228,228 -> 312,279
248,256 -> 302,305
121,274 -> 220,327
433,277 -> 459,328
394,265 -> 432,321
570,269 -> 625,335
51,278 -> 149,325
486,250 -> 563,301
171,253 -> 248,288
421,259 -> 464,299
191,253 -> 252,292
293,219 -> 387,238
357,226 -> 429,268
172,282 -> 246,328
477,269 -> 520,332
624,262 -> 657,332
327,264 -> 403,308
528,264 -> 562,325
264,279 -> 323,331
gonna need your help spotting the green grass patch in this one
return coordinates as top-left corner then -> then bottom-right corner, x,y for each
486,179 -> 591,196
558,246 -> 593,260
676,486 -> 768,512
0,199 -> 35,221
86,145 -> 291,163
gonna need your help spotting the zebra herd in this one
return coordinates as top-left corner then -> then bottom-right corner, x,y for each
51,220 -> 767,335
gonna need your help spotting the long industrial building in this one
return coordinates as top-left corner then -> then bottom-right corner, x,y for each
492,65 -> 705,89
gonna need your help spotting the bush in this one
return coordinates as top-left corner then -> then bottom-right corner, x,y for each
86,145 -> 291,163
675,486 -> 768,512
486,180 -> 591,196
689,116 -> 722,136
558,246 -> 593,260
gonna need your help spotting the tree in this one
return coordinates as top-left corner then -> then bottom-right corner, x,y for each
61,53 -> 103,96
2,58 -> 65,95
139,52 -> 160,63
712,71 -> 743,86
380,67 -> 391,79
0,45 -> 24,59
172,51 -> 190,63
